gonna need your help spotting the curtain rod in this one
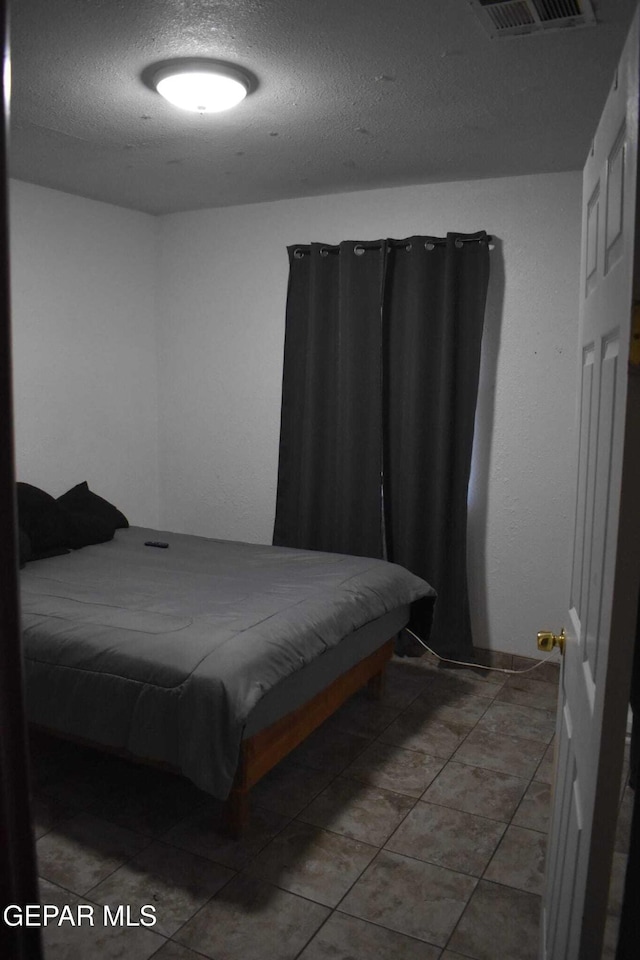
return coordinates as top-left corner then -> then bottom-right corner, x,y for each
291,234 -> 493,258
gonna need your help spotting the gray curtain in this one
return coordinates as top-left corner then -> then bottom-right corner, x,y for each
273,232 -> 490,660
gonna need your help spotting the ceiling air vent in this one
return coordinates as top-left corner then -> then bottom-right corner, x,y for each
469,0 -> 596,37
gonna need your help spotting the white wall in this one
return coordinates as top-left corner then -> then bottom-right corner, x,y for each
157,172 -> 583,658
9,181 -> 160,526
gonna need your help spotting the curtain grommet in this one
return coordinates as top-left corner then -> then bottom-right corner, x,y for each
354,244 -> 365,256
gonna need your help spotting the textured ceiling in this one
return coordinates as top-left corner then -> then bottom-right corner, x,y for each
9,0 -> 639,215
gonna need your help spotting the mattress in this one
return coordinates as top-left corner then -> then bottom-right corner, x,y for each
21,527 -> 434,798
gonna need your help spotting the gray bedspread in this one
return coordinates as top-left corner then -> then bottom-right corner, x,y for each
21,527 -> 435,798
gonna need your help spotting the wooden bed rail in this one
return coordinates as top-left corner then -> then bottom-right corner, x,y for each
226,637 -> 394,836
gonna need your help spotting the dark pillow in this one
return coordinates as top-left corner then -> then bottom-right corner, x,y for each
29,545 -> 71,562
63,510 -> 115,550
18,528 -> 32,568
57,482 -> 129,530
17,483 -> 71,555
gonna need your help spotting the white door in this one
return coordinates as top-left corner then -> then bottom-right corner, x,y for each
542,9 -> 640,960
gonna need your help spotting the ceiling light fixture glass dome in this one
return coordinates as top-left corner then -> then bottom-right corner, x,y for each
151,60 -> 253,113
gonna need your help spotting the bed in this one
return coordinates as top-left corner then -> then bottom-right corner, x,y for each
20,525 -> 434,833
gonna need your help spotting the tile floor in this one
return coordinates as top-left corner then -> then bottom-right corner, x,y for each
28,652 -> 569,959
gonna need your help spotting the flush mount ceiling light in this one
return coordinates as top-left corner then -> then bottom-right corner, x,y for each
148,59 -> 255,113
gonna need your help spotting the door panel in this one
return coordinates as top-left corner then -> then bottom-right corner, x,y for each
542,8 -> 640,960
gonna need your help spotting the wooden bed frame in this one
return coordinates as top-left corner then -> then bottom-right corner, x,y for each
30,636 -> 395,838
227,636 -> 394,835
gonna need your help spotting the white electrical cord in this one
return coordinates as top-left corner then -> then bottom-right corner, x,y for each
404,627 -> 561,676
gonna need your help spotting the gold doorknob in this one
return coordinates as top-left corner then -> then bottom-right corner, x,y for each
537,628 -> 566,655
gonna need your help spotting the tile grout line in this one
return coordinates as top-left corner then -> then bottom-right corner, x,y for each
438,671 -> 555,959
